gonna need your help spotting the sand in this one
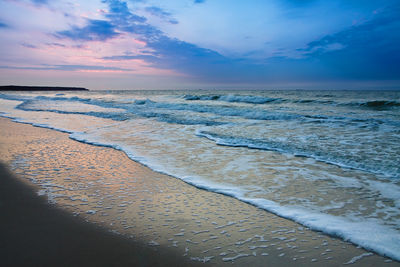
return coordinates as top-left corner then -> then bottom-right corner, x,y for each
0,117 -> 398,266
0,162 -> 202,267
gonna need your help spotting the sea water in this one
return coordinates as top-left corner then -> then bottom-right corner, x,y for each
0,89 -> 399,260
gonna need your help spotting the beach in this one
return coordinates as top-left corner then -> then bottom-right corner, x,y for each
0,162 -> 202,267
0,117 -> 397,266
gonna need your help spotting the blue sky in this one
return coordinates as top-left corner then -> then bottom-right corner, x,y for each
0,0 -> 399,89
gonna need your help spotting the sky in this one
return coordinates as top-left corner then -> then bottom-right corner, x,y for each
0,0 -> 399,90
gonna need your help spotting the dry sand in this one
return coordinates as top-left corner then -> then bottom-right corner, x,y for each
0,117 -> 398,266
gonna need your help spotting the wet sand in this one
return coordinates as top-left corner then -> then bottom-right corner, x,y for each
0,162 -> 202,267
0,117 -> 398,266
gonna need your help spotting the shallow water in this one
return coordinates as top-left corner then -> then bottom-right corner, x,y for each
0,89 -> 399,260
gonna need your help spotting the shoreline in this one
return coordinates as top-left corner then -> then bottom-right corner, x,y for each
0,117 -> 398,266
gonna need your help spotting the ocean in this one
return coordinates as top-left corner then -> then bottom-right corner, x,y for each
0,89 -> 399,261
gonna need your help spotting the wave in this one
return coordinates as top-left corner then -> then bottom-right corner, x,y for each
358,100 -> 400,109
183,94 -> 282,104
195,130 -> 400,179
4,94 -> 400,132
140,98 -> 400,127
293,99 -> 335,105
0,93 -> 31,101
6,94 -> 400,129
46,94 -> 400,111
137,111 -> 226,126
15,100 -> 130,121
183,93 -> 400,112
15,99 -> 225,126
183,94 -> 338,106
4,93 -> 400,116
128,98 -> 304,121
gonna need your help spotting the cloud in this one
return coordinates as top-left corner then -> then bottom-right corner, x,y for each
98,0 -> 231,77
0,64 -> 131,71
55,0 -> 260,81
56,1 -> 160,42
102,0 -> 146,25
31,0 -> 48,5
304,16 -> 395,54
56,19 -> 119,41
55,1 -> 160,41
100,0 -> 162,36
49,64 -> 131,71
21,43 -> 37,48
102,54 -> 158,61
299,4 -> 400,79
46,42 -> 66,48
145,6 -> 178,24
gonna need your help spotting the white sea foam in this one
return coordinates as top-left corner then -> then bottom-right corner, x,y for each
222,253 -> 250,262
344,252 -> 373,265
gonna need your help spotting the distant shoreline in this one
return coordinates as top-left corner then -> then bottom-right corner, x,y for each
0,85 -> 89,91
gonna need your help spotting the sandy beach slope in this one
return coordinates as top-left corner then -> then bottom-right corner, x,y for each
0,117 -> 398,266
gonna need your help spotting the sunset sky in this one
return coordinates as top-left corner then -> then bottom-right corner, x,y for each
0,0 -> 399,90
